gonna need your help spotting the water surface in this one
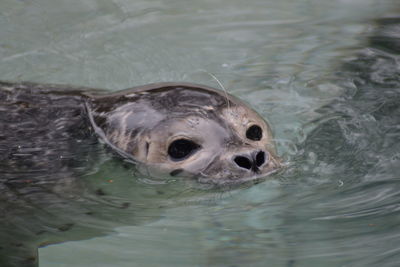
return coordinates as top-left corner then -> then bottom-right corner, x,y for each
1,0 -> 400,266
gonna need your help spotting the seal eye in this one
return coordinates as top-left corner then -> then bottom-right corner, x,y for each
168,139 -> 200,161
246,125 -> 263,141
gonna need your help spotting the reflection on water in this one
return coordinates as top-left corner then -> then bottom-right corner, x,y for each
0,0 -> 400,266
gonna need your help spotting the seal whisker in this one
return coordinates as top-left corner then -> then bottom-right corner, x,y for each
200,70 -> 230,109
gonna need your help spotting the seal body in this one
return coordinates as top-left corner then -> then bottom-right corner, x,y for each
0,81 -> 281,265
0,81 -> 280,186
0,82 -> 97,186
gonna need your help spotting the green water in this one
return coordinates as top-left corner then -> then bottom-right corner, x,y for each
1,0 -> 400,266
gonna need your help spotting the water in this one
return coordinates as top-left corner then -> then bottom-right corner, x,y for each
1,0 -> 400,266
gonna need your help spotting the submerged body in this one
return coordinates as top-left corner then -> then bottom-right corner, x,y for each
0,81 -> 280,266
0,81 -> 280,186
0,82 -> 279,266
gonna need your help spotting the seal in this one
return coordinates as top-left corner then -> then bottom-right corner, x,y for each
0,81 -> 280,185
0,81 -> 281,266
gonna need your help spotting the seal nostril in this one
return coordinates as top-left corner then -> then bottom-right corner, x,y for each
234,156 -> 252,170
255,151 -> 265,167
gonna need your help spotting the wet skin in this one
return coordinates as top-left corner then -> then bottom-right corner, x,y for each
0,81 -> 281,266
87,82 -> 281,184
0,81 -> 280,185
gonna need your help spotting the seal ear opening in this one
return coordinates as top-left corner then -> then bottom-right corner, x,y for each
170,169 -> 183,176
145,141 -> 150,157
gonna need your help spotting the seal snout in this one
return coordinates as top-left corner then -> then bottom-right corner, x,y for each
233,150 -> 267,173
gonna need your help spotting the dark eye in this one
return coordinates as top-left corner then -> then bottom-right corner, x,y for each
168,139 -> 200,161
246,125 -> 263,141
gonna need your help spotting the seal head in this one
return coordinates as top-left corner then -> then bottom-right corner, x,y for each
87,83 -> 280,185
